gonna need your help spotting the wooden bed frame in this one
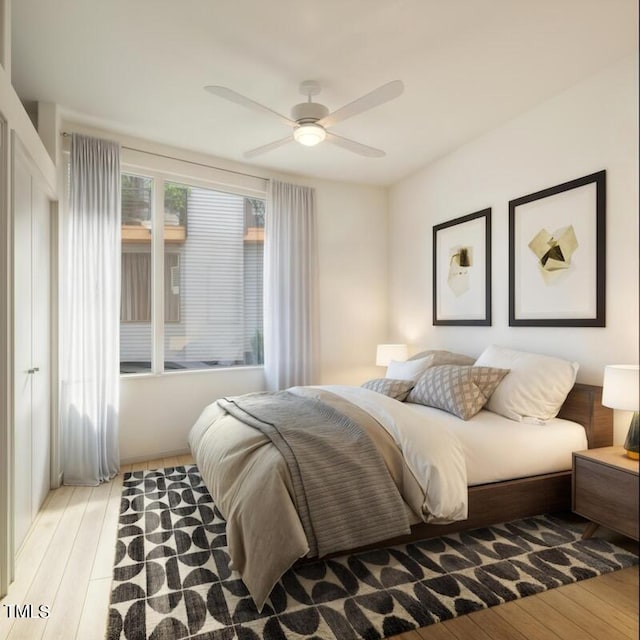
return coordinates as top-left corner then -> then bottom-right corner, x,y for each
332,383 -> 613,554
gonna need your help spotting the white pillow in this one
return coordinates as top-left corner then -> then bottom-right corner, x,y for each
474,345 -> 578,422
386,355 -> 434,381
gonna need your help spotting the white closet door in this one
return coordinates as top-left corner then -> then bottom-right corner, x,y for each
12,143 -> 33,551
12,138 -> 51,551
30,179 -> 50,518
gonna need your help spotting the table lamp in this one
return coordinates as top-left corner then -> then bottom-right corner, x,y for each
602,364 -> 639,460
376,344 -> 408,367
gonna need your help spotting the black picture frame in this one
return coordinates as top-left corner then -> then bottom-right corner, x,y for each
509,170 -> 606,327
433,208 -> 491,326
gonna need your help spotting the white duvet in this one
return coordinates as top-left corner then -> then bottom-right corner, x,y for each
305,385 -> 468,522
189,384 -> 468,609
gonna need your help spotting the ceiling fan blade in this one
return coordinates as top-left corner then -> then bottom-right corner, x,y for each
325,132 -> 385,157
204,85 -> 295,127
243,135 -> 293,159
318,80 -> 404,128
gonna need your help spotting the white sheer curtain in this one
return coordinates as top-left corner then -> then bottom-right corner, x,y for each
60,134 -> 121,485
264,180 -> 318,391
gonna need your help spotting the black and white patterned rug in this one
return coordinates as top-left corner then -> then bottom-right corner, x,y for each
107,465 -> 638,640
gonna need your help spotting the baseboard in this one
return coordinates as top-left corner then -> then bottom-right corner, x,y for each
120,447 -> 191,466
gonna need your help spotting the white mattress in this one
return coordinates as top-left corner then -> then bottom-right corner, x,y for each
403,403 -> 587,486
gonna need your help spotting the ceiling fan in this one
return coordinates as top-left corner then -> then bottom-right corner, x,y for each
204,79 -> 404,159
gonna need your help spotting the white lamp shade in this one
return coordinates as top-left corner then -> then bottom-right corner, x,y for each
376,344 -> 408,367
602,364 -> 639,411
293,124 -> 326,146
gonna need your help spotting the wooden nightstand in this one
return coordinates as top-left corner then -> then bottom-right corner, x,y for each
572,446 -> 639,541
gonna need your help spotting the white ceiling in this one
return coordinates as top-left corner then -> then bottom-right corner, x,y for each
11,0 -> 638,186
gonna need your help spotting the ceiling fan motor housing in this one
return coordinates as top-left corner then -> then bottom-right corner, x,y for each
291,102 -> 329,124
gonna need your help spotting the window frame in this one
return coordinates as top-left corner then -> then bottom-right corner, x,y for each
120,161 -> 267,378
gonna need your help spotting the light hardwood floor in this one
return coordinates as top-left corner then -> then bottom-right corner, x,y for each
0,457 -> 637,640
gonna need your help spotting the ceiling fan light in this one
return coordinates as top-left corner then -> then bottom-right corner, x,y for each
294,123 -> 326,147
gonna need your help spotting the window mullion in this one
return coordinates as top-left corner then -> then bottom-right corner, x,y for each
152,178 -> 165,373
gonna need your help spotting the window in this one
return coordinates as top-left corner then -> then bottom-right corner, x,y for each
119,172 -> 264,374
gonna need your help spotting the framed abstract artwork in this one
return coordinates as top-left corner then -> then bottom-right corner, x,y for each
433,208 -> 491,326
509,170 -> 606,327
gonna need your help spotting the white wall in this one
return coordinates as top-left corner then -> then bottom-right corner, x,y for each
119,367 -> 265,461
61,123 -> 388,461
284,175 -> 389,387
388,55 -> 638,388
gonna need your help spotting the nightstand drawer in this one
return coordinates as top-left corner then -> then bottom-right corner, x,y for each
573,456 -> 639,540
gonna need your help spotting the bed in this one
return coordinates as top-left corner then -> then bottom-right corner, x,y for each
369,382 -> 612,548
188,350 -> 612,610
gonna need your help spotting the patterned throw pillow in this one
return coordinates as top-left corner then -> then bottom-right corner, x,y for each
361,378 -> 415,401
407,365 -> 509,420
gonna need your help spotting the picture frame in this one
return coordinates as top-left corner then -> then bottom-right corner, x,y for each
433,208 -> 491,326
509,170 -> 606,327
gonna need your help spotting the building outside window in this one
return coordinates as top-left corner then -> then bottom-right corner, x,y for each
120,172 -> 264,374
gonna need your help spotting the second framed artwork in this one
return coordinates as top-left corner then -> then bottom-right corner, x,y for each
509,170 -> 606,327
433,208 -> 491,326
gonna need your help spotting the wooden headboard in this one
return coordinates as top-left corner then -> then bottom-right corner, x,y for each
557,383 -> 613,449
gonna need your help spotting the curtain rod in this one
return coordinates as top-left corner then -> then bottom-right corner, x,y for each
60,131 -> 268,182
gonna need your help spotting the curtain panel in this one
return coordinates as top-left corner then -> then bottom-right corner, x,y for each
60,133 -> 121,485
264,180 -> 319,391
